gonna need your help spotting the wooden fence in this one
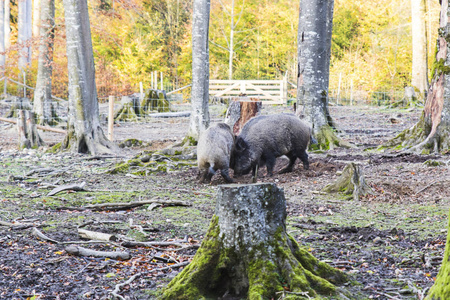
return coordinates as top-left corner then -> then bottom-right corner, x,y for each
209,80 -> 287,105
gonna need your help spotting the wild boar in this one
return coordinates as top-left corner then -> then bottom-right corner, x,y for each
231,114 -> 311,177
197,123 -> 235,183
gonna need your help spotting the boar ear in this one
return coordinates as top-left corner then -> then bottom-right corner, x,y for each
235,137 -> 247,151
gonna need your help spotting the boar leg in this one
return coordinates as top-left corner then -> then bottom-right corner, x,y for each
298,151 -> 309,170
220,168 -> 234,183
265,156 -> 277,176
279,154 -> 297,174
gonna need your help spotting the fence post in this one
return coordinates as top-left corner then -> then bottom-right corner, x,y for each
151,72 -> 154,89
108,96 -> 115,141
337,72 -> 342,105
4,77 -> 7,97
139,82 -> 144,101
160,71 -> 163,90
350,79 -> 353,106
23,72 -> 26,98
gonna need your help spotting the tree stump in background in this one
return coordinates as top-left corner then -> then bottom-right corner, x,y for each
161,183 -> 347,299
7,97 -> 33,118
140,89 -> 170,113
322,162 -> 372,200
224,96 -> 261,135
17,110 -> 44,149
114,95 -> 140,122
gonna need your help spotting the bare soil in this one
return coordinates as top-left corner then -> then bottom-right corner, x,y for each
0,103 -> 449,299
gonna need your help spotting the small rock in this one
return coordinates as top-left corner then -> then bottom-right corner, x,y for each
373,236 -> 382,244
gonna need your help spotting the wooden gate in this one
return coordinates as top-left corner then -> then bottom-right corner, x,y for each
209,80 -> 287,105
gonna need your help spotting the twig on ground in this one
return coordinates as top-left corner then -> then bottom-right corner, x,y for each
56,199 -> 190,211
415,180 -> 438,195
32,227 -> 60,244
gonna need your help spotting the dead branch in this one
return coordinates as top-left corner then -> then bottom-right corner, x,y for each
78,228 -> 117,242
47,182 -> 86,196
32,227 -> 60,244
121,241 -> 184,248
57,199 -> 191,211
65,245 -> 131,260
78,220 -> 122,228
0,116 -> 66,134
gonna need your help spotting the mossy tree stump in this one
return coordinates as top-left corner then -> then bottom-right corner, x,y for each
17,110 -> 44,149
161,183 -> 347,299
322,162 -> 372,201
426,209 -> 450,299
140,89 -> 170,114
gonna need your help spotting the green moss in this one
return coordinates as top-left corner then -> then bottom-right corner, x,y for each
119,138 -> 143,148
182,136 -> 198,146
47,142 -> 62,153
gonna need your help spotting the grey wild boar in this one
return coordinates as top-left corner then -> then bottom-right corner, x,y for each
231,114 -> 311,177
197,123 -> 235,183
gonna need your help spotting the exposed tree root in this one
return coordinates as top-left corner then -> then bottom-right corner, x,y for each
312,125 -> 352,151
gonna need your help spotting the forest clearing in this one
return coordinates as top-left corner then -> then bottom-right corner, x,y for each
1,103 -> 449,299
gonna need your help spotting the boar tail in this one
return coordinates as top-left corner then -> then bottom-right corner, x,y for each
310,134 -> 318,145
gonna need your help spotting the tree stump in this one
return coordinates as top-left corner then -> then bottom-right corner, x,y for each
17,110 -> 44,149
161,183 -> 347,299
140,89 -> 170,113
114,95 -> 140,122
224,97 -> 261,135
7,97 -> 33,118
322,162 -> 372,200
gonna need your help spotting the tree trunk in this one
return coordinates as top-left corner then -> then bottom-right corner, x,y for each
425,209 -> 450,299
224,97 -> 261,135
411,0 -> 429,97
17,110 -> 44,149
61,0 -> 117,155
33,0 -> 55,125
187,0 -> 210,142
388,0 -> 450,153
18,0 -> 32,70
296,0 -> 346,150
162,183 -> 347,299
4,0 -> 9,51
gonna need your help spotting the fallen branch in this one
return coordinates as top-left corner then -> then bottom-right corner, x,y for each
415,180 -> 439,195
122,241 -> 184,248
32,227 -> 60,244
57,199 -> 191,211
65,245 -> 131,260
0,116 -> 66,134
78,228 -> 117,242
48,182 -> 86,196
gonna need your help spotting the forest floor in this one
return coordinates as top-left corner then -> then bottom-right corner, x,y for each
0,103 -> 449,299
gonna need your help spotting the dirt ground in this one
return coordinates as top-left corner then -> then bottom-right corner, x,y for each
1,103 -> 449,299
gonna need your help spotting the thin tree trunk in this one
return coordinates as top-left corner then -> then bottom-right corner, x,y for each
4,0 -> 10,50
411,0 -> 429,97
187,0 -> 210,141
32,0 -> 41,37
18,0 -> 32,70
296,0 -> 344,150
61,0 -> 117,155
33,0 -> 55,125
0,0 -> 4,69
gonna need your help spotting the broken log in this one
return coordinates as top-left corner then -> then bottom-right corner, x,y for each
65,245 -> 131,260
78,229 -> 117,242
17,110 -> 45,149
47,182 -> 86,196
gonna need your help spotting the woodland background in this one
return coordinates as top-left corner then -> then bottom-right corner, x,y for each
1,0 -> 442,102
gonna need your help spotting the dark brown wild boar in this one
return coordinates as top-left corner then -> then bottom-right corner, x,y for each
231,114 -> 311,177
197,123 -> 234,183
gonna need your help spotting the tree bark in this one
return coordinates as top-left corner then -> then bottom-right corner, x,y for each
4,0 -> 10,51
32,0 -> 41,37
162,183 -> 347,299
411,0 -> 429,97
388,0 -> 450,153
0,0 -> 4,69
33,0 -> 55,125
61,0 -> 117,155
296,0 -> 344,150
187,0 -> 210,142
425,209 -> 450,299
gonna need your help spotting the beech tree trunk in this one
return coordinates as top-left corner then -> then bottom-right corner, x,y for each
0,0 -> 4,69
33,0 -> 55,125
187,0 -> 210,142
388,0 -> 450,153
411,0 -> 429,97
4,0 -> 10,51
18,0 -> 32,70
61,0 -> 117,155
296,0 -> 345,150
162,183 -> 347,299
224,97 -> 261,135
32,0 -> 41,38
